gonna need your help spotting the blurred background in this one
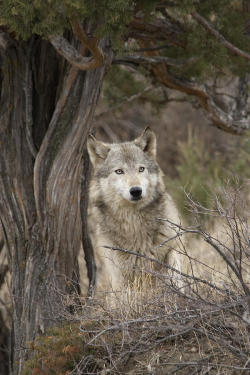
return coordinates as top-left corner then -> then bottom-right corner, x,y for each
92,65 -> 250,226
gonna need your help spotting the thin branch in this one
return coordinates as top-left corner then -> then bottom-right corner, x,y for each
192,12 -> 250,62
158,218 -> 250,303
156,362 -> 250,371
124,43 -> 171,53
103,245 -> 227,294
95,85 -> 157,120
195,327 -> 249,360
158,219 -> 242,280
49,19 -> 104,71
113,54 -> 198,67
83,315 -> 165,346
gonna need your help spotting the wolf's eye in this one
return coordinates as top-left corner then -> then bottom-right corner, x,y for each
115,169 -> 124,175
139,167 -> 145,173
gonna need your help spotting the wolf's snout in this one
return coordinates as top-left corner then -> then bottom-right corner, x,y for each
130,186 -> 142,200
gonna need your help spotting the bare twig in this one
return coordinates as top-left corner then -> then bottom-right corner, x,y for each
157,361 -> 250,371
95,85 -> 157,120
159,218 -> 250,293
195,327 -> 249,360
103,245 -> 227,294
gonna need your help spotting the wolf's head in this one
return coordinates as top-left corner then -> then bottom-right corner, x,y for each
87,128 -> 162,208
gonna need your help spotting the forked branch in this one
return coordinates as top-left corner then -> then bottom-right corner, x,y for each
49,18 -> 104,70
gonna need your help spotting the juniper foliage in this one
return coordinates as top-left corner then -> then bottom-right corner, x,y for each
0,0 -> 134,41
0,1 -> 249,78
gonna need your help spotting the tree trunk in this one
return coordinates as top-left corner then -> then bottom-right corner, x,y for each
0,240 -> 9,374
0,35 -> 111,375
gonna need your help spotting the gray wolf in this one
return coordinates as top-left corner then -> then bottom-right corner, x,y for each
87,128 -> 182,294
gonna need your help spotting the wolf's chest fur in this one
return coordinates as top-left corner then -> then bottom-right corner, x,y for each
96,199 -> 166,258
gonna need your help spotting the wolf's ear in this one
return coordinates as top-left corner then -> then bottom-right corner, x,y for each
87,134 -> 110,167
134,127 -> 156,158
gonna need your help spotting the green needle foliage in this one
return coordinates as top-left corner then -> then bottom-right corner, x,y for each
1,1 -> 250,78
0,0 -> 134,41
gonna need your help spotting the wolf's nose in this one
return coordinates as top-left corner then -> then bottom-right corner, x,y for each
130,186 -> 142,200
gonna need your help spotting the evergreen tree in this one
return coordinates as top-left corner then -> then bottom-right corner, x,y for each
0,1 -> 249,374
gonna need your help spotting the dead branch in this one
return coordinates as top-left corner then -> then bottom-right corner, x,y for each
195,327 -> 249,360
159,219 -> 249,287
94,84 -> 156,120
103,245 -> 227,294
157,362 -> 250,371
49,19 -> 104,70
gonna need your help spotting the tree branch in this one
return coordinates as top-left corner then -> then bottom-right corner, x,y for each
103,245 -> 227,294
70,18 -> 105,68
113,54 -> 198,67
135,39 -> 250,134
126,12 -> 250,135
192,12 -> 250,62
49,19 -> 104,70
128,16 -> 185,48
94,84 -> 156,120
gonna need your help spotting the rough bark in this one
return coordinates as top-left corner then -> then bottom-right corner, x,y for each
0,34 -> 111,375
0,240 -> 9,375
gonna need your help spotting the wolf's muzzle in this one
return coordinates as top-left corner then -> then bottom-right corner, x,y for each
130,186 -> 142,201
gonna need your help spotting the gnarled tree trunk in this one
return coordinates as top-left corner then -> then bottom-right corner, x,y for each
0,35 -> 111,375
